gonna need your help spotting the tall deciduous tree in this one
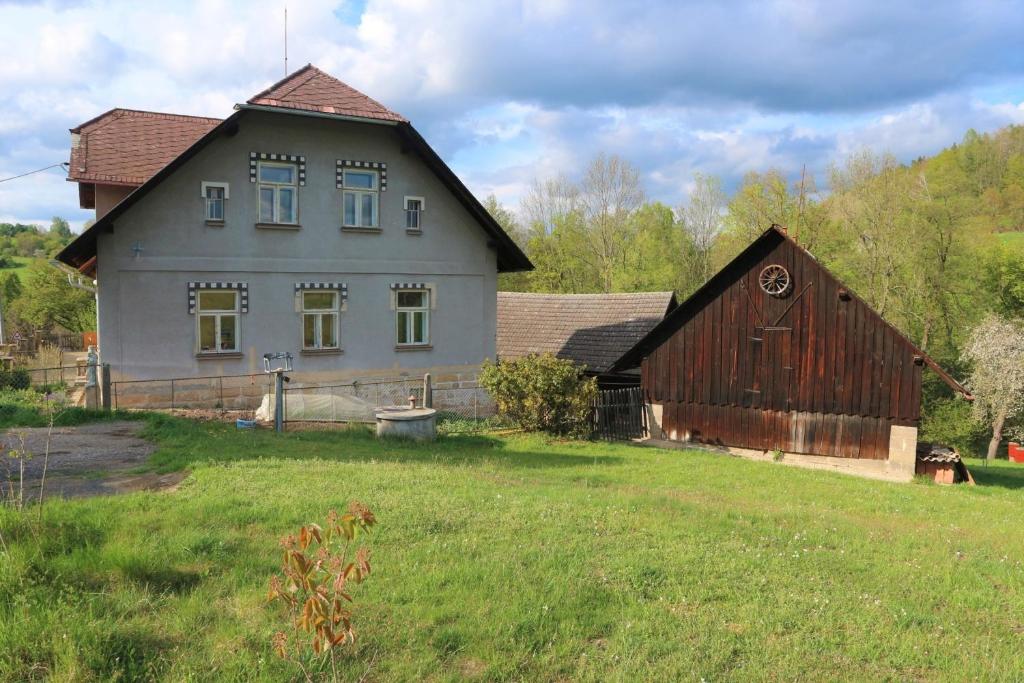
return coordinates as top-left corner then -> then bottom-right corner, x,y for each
10,261 -> 96,333
579,154 -> 644,292
678,173 -> 726,286
962,314 -> 1024,461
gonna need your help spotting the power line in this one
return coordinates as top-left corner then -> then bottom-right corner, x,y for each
0,162 -> 69,184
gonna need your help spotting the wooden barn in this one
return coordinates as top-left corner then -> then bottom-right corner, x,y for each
612,225 -> 972,482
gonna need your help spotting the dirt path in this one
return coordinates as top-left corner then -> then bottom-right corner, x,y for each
1,420 -> 186,499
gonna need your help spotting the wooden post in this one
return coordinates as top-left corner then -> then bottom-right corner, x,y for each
423,373 -> 432,408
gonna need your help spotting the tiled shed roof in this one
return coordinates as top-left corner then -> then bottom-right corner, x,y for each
247,64 -> 407,123
497,291 -> 676,374
69,109 -> 221,186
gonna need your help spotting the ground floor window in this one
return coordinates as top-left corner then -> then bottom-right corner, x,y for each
302,290 -> 340,349
197,290 -> 239,352
396,290 -> 429,345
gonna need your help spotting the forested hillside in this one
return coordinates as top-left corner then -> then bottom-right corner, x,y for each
0,218 -> 95,335
492,126 -> 1024,454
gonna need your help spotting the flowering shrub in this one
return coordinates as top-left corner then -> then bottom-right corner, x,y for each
267,504 -> 376,679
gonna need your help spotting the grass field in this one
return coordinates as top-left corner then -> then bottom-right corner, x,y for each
996,231 -> 1024,247
0,255 -> 35,282
2,414 -> 1024,681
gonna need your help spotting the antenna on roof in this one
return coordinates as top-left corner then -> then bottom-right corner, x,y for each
284,4 -> 288,76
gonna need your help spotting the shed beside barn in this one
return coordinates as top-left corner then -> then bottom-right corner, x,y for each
612,226 -> 971,482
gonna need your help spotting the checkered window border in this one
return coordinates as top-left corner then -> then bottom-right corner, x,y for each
337,160 -> 387,191
189,282 -> 248,314
250,152 -> 305,186
294,282 -> 348,300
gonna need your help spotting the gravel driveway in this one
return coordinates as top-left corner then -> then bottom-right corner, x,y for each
1,420 -> 186,499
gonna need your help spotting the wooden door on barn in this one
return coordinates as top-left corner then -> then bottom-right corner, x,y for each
741,266 -> 807,413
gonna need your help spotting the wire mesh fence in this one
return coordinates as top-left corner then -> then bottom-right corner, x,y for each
110,372 -> 274,411
0,365 -> 89,391
282,376 -> 426,424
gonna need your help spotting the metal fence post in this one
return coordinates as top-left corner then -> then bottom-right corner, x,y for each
274,370 -> 285,433
170,379 -> 175,410
101,363 -> 112,411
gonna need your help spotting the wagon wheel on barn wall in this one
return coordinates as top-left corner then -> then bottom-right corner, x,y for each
758,264 -> 792,297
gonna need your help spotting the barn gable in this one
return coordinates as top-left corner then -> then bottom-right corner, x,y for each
613,225 -> 969,464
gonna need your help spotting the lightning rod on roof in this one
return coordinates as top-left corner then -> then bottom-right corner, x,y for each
284,5 -> 288,77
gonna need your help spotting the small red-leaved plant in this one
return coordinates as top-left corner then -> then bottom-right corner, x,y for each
268,503 -> 376,680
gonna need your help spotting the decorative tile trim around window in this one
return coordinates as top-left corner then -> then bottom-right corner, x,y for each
389,282 -> 437,310
188,281 -> 248,314
293,282 -> 349,300
337,160 -> 387,191
250,152 -> 306,186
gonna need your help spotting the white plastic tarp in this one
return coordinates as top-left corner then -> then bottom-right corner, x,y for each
255,392 -> 377,423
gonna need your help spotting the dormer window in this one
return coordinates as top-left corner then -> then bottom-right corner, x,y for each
258,161 -> 298,224
404,196 -> 424,232
342,169 -> 379,228
201,182 -> 228,223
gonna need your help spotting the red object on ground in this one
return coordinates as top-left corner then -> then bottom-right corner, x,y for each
1009,443 -> 1024,463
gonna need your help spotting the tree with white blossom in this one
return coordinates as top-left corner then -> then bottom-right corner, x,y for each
962,314 -> 1024,461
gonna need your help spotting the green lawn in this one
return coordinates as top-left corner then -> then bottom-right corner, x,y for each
3,415 -> 1024,681
0,255 -> 35,282
996,231 -> 1024,247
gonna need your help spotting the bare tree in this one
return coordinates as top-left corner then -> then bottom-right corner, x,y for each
578,154 -> 645,291
678,173 -> 726,284
520,175 -> 580,232
962,314 -> 1024,461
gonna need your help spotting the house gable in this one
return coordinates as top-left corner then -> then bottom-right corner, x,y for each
57,65 -> 531,273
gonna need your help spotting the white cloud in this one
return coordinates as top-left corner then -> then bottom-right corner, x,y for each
1,0 -> 1023,229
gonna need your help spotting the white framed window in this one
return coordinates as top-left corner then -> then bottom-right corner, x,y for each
201,181 -> 229,222
396,289 -> 429,346
342,169 -> 379,228
258,161 -> 298,224
197,290 -> 239,353
301,290 -> 340,350
404,196 -> 424,230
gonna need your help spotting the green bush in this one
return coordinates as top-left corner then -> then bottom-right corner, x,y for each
0,369 -> 29,391
479,354 -> 597,437
920,397 -> 991,458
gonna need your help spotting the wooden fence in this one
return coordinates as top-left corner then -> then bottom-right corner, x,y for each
592,387 -> 648,441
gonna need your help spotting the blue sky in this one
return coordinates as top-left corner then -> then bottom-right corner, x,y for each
1,0 -> 1023,231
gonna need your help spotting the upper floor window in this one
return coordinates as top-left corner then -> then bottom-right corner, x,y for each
201,181 -> 228,222
302,290 -> 340,350
396,289 -> 429,346
405,196 -> 424,231
342,169 -> 379,228
197,290 -> 239,353
258,161 -> 297,224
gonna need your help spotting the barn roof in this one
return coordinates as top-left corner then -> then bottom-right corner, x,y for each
497,291 -> 677,374
611,225 -> 971,398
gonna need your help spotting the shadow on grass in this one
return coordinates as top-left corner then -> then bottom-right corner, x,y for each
967,461 -> 1024,490
141,413 -> 624,473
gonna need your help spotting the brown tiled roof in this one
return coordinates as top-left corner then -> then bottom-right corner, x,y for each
68,108 -> 221,186
497,292 -> 676,374
247,64 -> 407,123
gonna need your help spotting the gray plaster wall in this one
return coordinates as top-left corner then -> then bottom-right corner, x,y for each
95,110 -> 498,380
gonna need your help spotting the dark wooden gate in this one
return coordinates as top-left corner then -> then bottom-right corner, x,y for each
592,387 -> 648,440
